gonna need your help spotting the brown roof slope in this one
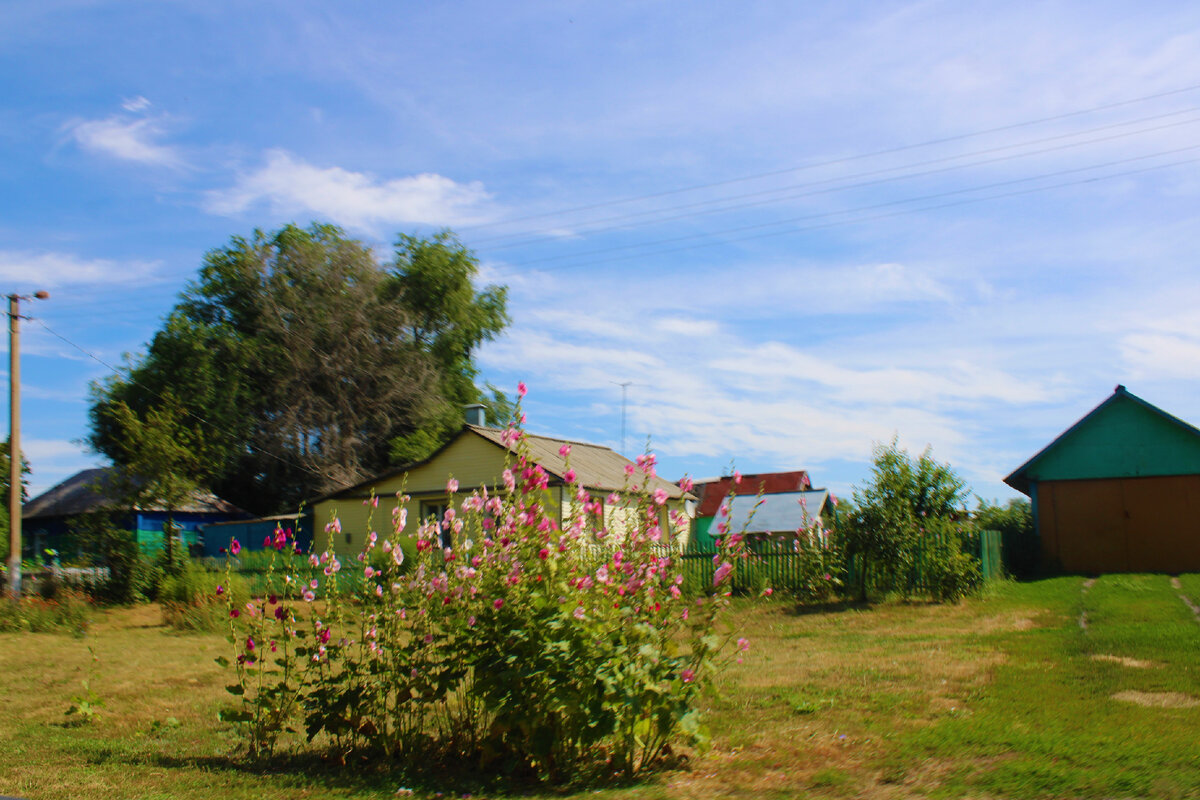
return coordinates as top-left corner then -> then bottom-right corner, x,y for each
695,470 -> 811,517
23,467 -> 244,520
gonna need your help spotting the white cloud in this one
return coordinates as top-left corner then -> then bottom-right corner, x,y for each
0,250 -> 159,288
656,318 -> 720,337
205,150 -> 496,233
1120,332 -> 1200,380
121,95 -> 151,112
23,438 -> 99,498
66,113 -> 183,167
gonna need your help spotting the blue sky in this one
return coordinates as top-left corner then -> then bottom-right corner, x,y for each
4,1 -> 1200,505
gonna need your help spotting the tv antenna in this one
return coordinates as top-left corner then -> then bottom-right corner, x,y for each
611,381 -> 632,456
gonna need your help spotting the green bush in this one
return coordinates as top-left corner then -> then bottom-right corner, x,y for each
160,561 -> 249,631
920,520 -> 982,603
0,590 -> 91,636
839,439 -> 979,602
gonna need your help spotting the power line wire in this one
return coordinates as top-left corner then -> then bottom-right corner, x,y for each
458,81 -> 1200,233
495,152 -> 1200,275
473,109 -> 1200,251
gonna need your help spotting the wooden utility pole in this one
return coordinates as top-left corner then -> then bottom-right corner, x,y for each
8,291 -> 48,598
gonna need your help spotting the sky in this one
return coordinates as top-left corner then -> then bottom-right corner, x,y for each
4,0 -> 1200,505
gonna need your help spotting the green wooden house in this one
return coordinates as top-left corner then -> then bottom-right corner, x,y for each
1004,386 -> 1200,574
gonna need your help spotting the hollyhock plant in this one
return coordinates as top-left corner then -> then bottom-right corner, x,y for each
219,385 -> 749,783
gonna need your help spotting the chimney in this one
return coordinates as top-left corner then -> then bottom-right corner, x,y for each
464,404 -> 486,427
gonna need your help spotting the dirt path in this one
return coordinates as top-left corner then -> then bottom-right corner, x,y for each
1078,577 -> 1096,630
1169,577 -> 1200,623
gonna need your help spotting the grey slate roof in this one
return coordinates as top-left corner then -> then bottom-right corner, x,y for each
718,490 -> 832,534
23,467 -> 243,520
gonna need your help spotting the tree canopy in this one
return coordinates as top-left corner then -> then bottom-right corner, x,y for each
90,224 -> 509,515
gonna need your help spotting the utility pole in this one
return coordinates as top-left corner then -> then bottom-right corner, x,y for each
612,381 -> 632,456
8,290 -> 48,598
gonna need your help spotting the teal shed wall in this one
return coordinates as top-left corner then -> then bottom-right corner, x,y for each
1018,395 -> 1200,485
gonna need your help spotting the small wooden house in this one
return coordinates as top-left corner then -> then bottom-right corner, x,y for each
22,467 -> 246,560
1004,386 -> 1200,574
312,423 -> 694,556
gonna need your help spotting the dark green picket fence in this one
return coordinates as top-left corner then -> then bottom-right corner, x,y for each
842,527 -> 1003,595
677,529 -> 1003,597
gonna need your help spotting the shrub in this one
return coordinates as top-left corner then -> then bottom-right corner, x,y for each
920,519 -> 982,603
839,439 -> 978,601
0,590 -> 91,636
69,509 -> 157,604
160,561 -> 249,631
218,399 -> 746,785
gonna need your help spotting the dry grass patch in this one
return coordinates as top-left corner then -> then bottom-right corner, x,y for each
1111,690 -> 1199,708
1090,654 -> 1154,668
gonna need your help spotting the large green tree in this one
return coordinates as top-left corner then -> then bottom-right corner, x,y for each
90,223 -> 508,515
385,231 -> 511,462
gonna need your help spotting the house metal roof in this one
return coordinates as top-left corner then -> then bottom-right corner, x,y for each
718,490 -> 832,534
694,470 -> 811,517
23,467 -> 244,520
317,425 -> 692,502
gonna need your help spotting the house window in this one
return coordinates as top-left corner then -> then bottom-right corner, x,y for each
421,501 -> 451,548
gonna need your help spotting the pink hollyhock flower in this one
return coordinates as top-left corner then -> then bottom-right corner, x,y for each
623,464 -> 635,476
274,606 -> 286,620
681,668 -> 695,683
517,381 -> 527,397
559,443 -> 571,458
446,478 -> 459,493
737,637 -> 750,652
493,598 -> 504,610
653,488 -> 669,506
680,476 -> 694,493
263,535 -> 272,548
468,615 -> 476,627
538,548 -> 550,560
734,470 -> 742,484
564,468 -> 576,483
215,585 -> 224,596
246,636 -> 255,652
573,606 -> 585,620
230,539 -> 242,556
713,561 -> 734,586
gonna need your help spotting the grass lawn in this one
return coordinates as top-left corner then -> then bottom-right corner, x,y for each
2,576 -> 1199,799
